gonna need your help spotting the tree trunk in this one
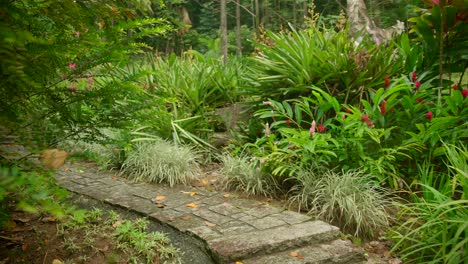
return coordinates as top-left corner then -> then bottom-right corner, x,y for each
220,0 -> 228,64
236,0 -> 242,56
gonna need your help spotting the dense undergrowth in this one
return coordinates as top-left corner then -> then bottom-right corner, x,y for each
1,1 -> 467,263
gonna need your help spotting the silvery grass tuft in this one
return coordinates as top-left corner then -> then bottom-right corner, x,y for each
220,155 -> 278,197
121,141 -> 200,187
289,168 -> 391,238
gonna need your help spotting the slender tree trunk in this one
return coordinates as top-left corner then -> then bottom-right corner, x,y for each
220,0 -> 228,64
236,0 -> 242,56
255,0 -> 260,32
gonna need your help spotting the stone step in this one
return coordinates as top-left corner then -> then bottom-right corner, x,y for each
239,239 -> 366,264
208,220 -> 340,263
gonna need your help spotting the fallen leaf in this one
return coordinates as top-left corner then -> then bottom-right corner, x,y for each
235,262 -> 243,264
223,194 -> 230,198
112,175 -> 118,181
52,259 -> 64,264
289,251 -> 298,257
185,203 -> 199,209
180,215 -> 191,220
155,196 -> 166,201
201,179 -> 209,186
156,204 -> 165,208
21,244 -> 29,251
204,221 -> 216,227
296,255 -> 304,260
112,220 -> 123,228
63,167 -> 70,171
181,191 -> 197,196
42,216 -> 57,222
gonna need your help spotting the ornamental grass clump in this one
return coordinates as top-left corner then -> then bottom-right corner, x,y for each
220,155 -> 278,197
289,169 -> 391,238
121,141 -> 200,187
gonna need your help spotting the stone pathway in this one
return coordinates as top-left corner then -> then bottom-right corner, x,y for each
54,162 -> 365,264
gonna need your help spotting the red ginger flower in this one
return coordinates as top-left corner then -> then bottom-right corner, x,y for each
412,71 -> 417,82
462,89 -> 468,99
415,80 -> 421,90
366,121 -> 374,127
361,115 -> 370,122
317,124 -> 326,133
427,111 -> 433,121
453,84 -> 459,91
380,100 -> 387,115
384,75 -> 390,88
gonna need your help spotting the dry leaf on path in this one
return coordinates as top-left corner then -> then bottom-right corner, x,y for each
223,194 -> 230,198
289,251 -> 298,257
181,191 -> 197,196
185,203 -> 199,208
235,262 -> 243,264
180,215 -> 191,220
204,221 -> 216,227
52,259 -> 64,264
156,204 -> 165,208
112,220 -> 123,228
201,179 -> 209,186
155,196 -> 166,201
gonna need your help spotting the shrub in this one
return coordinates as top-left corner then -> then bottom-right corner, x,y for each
120,141 -> 200,187
220,155 -> 278,197
289,169 -> 392,238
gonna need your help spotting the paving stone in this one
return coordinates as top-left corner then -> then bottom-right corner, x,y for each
249,216 -> 287,230
244,205 -> 282,218
216,221 -> 255,236
149,209 -> 184,223
236,213 -> 258,223
241,239 -> 366,264
270,210 -> 312,225
192,208 -> 233,225
169,214 -> 206,232
188,225 -> 222,241
208,220 -> 340,263
209,202 -> 243,216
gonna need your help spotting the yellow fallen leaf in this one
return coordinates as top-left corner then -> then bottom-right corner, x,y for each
223,194 -> 230,198
204,221 -> 216,227
52,259 -> 63,264
201,179 -> 209,186
235,262 -> 243,264
185,203 -> 199,209
155,196 -> 166,201
181,191 -> 197,196
156,204 -> 165,208
290,251 -> 298,257
180,215 -> 191,220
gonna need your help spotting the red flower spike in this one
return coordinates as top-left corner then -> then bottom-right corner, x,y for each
453,84 -> 459,91
384,75 -> 390,88
310,120 -> 316,136
427,111 -> 433,121
361,115 -> 370,122
366,121 -> 374,127
69,62 -> 76,70
285,119 -> 291,125
412,71 -> 417,82
346,108 -> 351,113
380,100 -> 387,115
416,97 -> 423,103
415,80 -> 421,90
317,124 -> 326,133
462,89 -> 468,99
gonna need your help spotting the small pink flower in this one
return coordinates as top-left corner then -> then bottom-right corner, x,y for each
310,120 -> 316,136
432,0 -> 439,5
427,111 -> 433,121
69,62 -> 76,70
265,122 -> 270,137
263,101 -> 273,105
384,75 -> 390,88
317,124 -> 326,133
380,100 -> 387,115
415,80 -> 421,89
462,89 -> 468,99
412,71 -> 417,82
361,115 -> 370,122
